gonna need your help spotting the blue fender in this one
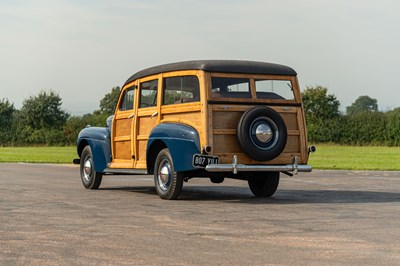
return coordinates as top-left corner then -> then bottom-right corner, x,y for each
77,127 -> 111,173
147,123 -> 201,172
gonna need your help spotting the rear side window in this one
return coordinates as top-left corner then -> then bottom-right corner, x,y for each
139,80 -> 158,108
119,88 -> 134,111
211,77 -> 251,98
163,76 -> 200,105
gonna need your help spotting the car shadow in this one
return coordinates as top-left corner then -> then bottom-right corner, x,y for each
99,186 -> 400,204
99,186 -> 155,194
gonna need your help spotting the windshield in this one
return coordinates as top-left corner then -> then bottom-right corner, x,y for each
211,77 -> 294,100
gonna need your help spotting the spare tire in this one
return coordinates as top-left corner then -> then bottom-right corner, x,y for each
237,106 -> 287,161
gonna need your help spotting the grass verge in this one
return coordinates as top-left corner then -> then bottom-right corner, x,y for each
0,145 -> 399,171
308,144 -> 400,171
0,146 -> 76,164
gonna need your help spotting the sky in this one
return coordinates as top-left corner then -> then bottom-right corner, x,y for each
1,0 -> 399,115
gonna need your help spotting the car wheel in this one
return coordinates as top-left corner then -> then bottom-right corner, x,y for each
247,172 -> 280,197
154,148 -> 183,200
80,145 -> 103,189
237,106 -> 287,161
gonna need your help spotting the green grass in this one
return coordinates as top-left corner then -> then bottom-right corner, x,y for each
1,145 -> 400,171
0,146 -> 77,164
308,144 -> 400,171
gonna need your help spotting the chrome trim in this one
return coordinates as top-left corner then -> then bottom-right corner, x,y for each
205,155 -> 312,174
249,117 -> 279,150
83,159 -> 92,182
255,123 -> 272,143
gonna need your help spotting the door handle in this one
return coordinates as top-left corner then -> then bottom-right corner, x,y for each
151,111 -> 158,118
128,113 -> 134,119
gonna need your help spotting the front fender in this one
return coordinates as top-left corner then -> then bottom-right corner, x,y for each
147,123 -> 201,172
77,127 -> 111,173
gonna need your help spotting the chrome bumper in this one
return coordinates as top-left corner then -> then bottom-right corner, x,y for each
205,155 -> 312,175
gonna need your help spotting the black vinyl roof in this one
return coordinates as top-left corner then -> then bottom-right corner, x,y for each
124,60 -> 297,86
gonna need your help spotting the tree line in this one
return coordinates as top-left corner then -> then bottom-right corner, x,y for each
0,85 -> 399,146
0,87 -> 120,146
303,86 -> 400,146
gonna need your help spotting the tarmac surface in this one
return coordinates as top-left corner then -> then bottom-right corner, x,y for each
1,163 -> 399,265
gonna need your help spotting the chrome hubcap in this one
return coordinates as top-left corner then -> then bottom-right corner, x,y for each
83,158 -> 92,182
255,123 -> 273,143
250,117 -> 279,150
158,160 -> 171,191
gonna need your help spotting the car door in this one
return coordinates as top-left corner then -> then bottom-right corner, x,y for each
135,77 -> 160,169
109,84 -> 137,168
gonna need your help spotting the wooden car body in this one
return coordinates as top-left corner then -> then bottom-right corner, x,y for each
76,60 -> 313,199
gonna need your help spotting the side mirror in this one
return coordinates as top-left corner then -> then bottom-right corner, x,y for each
106,115 -> 114,128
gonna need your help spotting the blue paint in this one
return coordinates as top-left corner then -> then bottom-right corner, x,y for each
77,123 -> 201,173
148,123 -> 201,171
77,127 -> 111,173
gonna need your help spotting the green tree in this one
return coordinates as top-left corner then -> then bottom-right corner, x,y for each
19,90 -> 69,130
100,86 -> 120,115
385,108 -> 400,146
346,95 -> 378,115
15,90 -> 70,145
0,98 -> 16,145
302,86 -> 340,122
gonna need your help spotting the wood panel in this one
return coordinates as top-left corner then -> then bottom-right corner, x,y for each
213,135 -> 242,154
281,112 -> 298,131
137,140 -> 148,162
161,112 -> 201,128
209,104 -> 308,165
137,116 -> 157,136
115,118 -> 131,137
212,111 -> 243,130
114,141 -> 131,160
285,136 -> 300,153
161,103 -> 201,114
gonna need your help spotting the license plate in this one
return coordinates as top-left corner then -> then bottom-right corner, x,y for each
192,154 -> 219,168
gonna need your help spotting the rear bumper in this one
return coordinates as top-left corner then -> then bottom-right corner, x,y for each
205,155 -> 312,175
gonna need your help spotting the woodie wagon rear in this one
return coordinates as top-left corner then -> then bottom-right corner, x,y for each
74,60 -> 314,199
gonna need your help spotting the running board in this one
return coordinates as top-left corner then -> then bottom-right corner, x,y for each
103,168 -> 148,175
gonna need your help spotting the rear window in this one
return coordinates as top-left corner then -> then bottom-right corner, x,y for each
211,77 -> 294,100
211,77 -> 251,98
255,79 -> 294,100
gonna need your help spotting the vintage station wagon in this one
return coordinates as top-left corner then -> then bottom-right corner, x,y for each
74,60 -> 314,199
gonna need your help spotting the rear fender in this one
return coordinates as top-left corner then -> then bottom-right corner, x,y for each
147,123 -> 200,172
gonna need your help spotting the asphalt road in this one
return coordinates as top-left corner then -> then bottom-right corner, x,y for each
1,163 -> 399,265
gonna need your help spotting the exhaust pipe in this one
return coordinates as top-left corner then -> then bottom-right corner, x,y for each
308,145 -> 316,155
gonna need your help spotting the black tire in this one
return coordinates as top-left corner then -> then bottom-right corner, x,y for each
154,148 -> 184,200
80,145 -> 103,189
247,172 -> 280,197
237,106 -> 287,161
210,176 -> 225,184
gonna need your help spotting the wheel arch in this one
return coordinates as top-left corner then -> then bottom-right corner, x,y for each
147,123 -> 201,173
76,127 -> 111,173
77,139 -> 89,157
146,140 -> 167,175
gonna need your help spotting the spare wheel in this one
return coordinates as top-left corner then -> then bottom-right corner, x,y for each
237,106 -> 287,161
